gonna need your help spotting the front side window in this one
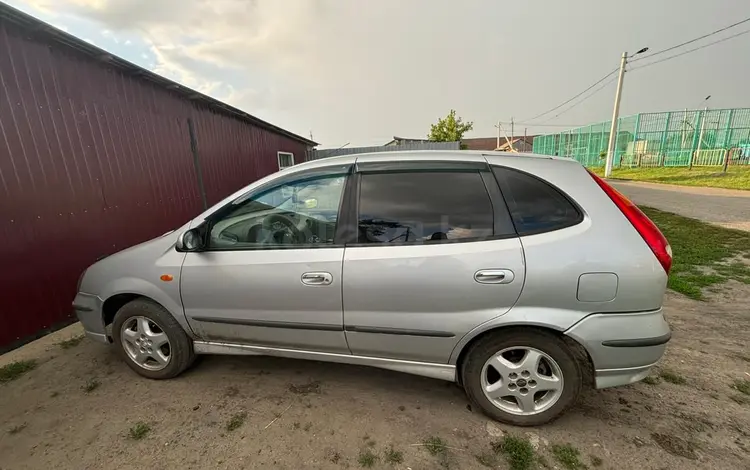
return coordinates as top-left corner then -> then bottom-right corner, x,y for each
278,152 -> 295,170
209,174 -> 346,249
492,166 -> 582,236
357,171 -> 494,244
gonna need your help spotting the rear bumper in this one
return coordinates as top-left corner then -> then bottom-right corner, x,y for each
72,293 -> 109,344
564,308 -> 671,389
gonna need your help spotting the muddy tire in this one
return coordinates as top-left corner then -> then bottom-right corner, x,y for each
461,329 -> 582,426
112,299 -> 195,379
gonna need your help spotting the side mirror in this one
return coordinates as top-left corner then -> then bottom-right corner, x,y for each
176,228 -> 204,252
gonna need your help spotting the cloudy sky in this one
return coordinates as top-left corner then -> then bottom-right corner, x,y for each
7,0 -> 750,147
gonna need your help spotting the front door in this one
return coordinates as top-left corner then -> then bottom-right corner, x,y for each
181,167 -> 351,353
342,160 -> 526,363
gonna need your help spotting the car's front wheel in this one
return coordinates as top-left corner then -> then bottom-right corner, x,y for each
112,299 -> 195,379
461,329 -> 582,426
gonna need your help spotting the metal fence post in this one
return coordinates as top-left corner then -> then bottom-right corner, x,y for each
689,110 -> 702,169
722,109 -> 734,172
632,113 -> 641,167
659,112 -> 671,167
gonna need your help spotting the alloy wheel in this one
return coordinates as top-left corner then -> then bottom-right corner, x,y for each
480,346 -> 564,416
120,316 -> 172,371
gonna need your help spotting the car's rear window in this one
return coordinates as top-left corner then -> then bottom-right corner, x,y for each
492,166 -> 582,236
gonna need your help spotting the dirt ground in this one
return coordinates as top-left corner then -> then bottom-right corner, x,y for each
1,285 -> 749,470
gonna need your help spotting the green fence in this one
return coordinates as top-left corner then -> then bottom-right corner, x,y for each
532,108 -> 750,168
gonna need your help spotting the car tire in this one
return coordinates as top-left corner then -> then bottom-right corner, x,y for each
461,329 -> 582,426
112,299 -> 195,379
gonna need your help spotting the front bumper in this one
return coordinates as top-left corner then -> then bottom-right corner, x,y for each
565,308 -> 671,389
72,292 -> 109,344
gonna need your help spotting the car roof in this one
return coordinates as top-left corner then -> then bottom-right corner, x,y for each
294,150 -> 576,172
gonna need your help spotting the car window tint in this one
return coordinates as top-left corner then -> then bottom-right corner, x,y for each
209,174 -> 346,249
357,171 -> 493,244
492,166 -> 581,235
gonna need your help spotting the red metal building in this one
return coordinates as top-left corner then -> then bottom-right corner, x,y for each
0,4 -> 316,350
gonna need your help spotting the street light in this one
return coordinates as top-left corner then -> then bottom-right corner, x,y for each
604,46 -> 649,177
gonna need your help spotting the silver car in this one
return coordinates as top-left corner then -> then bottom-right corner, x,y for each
73,151 -> 672,426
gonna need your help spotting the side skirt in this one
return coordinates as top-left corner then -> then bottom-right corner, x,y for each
193,341 -> 456,382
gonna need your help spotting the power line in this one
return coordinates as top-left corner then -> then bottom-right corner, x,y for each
520,67 -> 618,122
630,28 -> 750,71
500,122 -> 588,128
631,16 -> 750,63
538,75 -> 618,123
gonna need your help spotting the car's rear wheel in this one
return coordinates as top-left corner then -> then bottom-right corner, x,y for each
112,299 -> 195,379
461,329 -> 582,426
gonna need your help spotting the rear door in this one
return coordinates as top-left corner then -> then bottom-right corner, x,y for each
341,158 -> 526,363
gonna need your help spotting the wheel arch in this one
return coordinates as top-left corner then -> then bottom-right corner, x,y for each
99,279 -> 195,339
453,324 -> 594,387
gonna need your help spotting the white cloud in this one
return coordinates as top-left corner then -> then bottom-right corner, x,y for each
13,0 -> 750,147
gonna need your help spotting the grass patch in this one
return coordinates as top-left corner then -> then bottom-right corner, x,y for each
82,378 -> 101,393
358,449 -> 378,468
731,379 -> 750,395
226,411 -> 247,431
642,375 -> 660,385
384,446 -> 404,464
640,207 -> 750,299
597,166 -> 750,191
128,422 -> 151,440
0,360 -> 37,383
659,369 -> 687,385
551,443 -> 587,470
58,335 -> 84,350
8,423 -> 27,435
423,436 -> 448,456
492,435 -> 536,470
590,455 -> 603,467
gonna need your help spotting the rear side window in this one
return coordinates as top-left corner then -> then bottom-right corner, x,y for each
357,171 -> 493,244
492,166 -> 582,236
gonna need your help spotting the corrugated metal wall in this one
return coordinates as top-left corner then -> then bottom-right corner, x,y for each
0,18 -> 308,349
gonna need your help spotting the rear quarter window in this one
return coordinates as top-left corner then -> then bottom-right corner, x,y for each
492,166 -> 582,236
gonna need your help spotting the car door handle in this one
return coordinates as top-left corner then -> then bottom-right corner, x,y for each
474,269 -> 515,284
301,272 -> 333,286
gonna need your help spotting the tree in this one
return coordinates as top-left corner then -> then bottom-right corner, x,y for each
428,109 -> 474,143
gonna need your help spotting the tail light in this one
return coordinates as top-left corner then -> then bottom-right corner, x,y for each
587,170 -> 672,273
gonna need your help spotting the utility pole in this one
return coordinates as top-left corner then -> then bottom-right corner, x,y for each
511,117 -> 515,141
524,127 -> 528,152
605,52 -> 628,178
496,120 -> 501,150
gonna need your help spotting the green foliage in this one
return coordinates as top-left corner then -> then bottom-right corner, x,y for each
428,109 -> 474,142
384,446 -> 404,464
226,411 -> 247,431
731,379 -> 750,395
641,207 -> 750,299
551,443 -> 587,469
492,435 -> 536,470
0,360 -> 37,383
659,369 -> 687,385
129,422 -> 151,440
83,378 -> 101,393
423,436 -> 448,455
358,449 -> 378,467
58,335 -> 84,350
595,166 -> 750,191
